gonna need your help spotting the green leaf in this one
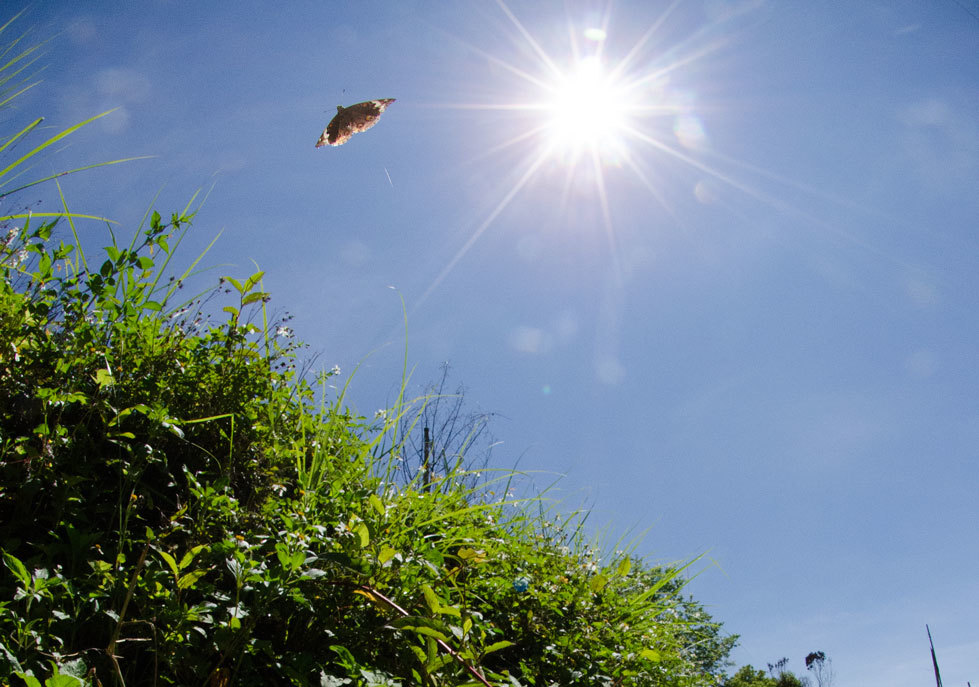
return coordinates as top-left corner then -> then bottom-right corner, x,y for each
275,543 -> 295,571
156,549 -> 179,579
589,573 -> 608,593
178,544 -> 207,571
483,640 -> 515,655
2,551 -> 31,587
408,645 -> 427,665
616,557 -> 632,577
14,673 -> 42,687
378,546 -> 397,566
243,271 -> 265,291
457,547 -> 486,563
318,552 -> 370,575
425,654 -> 453,674
95,368 -> 114,389
421,584 -> 441,614
0,638 -> 25,673
57,658 -> 89,680
369,494 -> 385,516
406,625 -> 448,643
437,604 -> 461,618
640,648 -> 661,662
177,569 -> 207,590
241,291 -> 267,306
389,616 -> 451,636
354,522 -> 370,549
46,675 -> 84,687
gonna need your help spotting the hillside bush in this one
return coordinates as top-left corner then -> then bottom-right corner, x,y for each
0,14 -> 735,687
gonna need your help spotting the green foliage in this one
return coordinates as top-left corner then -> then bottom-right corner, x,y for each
722,664 -> 806,687
0,12 -> 737,687
723,665 -> 775,687
0,213 -> 737,687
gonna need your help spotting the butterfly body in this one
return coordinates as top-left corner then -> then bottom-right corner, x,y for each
316,98 -> 396,147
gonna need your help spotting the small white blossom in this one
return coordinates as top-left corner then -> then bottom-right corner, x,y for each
276,326 -> 293,338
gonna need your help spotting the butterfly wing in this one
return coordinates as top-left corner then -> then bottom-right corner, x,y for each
316,98 -> 396,147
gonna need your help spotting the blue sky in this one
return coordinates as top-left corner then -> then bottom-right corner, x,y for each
10,1 -> 978,684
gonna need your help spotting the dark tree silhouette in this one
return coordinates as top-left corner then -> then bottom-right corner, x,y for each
805,650 -> 834,687
394,363 -> 499,489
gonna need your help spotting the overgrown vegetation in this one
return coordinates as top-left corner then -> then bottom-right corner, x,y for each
0,14 -> 737,687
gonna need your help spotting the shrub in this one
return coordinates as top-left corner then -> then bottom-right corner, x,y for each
0,12 -> 735,687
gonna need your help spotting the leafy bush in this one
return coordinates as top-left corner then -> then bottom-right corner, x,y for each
0,13 -> 736,687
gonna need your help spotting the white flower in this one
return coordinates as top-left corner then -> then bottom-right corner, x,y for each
276,326 -> 293,338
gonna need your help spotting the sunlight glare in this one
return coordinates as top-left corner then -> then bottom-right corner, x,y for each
545,56 -> 633,158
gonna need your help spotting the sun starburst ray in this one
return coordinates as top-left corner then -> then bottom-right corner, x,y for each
494,0 -> 564,80
624,122 -> 779,207
415,149 -> 553,311
619,153 -> 683,227
589,147 -> 623,285
416,0 -> 768,310
607,0 -> 684,82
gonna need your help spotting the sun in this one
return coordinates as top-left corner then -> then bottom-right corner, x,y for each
414,0 -> 731,306
543,55 -> 634,161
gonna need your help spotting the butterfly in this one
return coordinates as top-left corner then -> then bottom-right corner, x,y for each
316,98 -> 396,147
